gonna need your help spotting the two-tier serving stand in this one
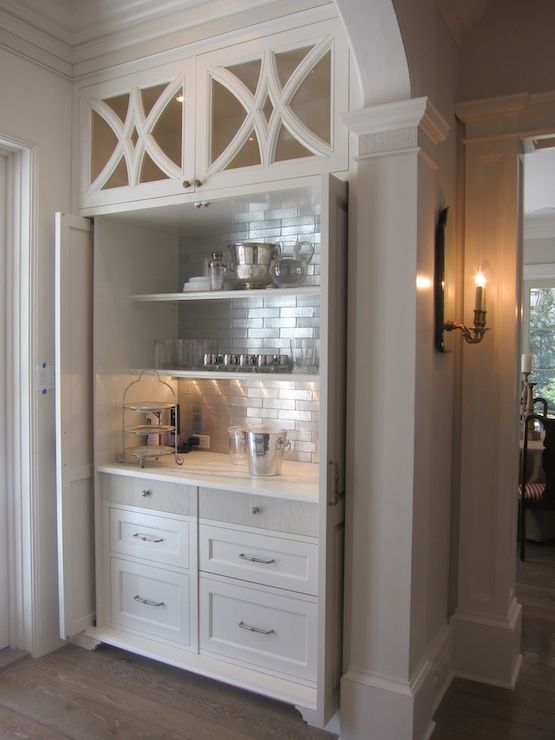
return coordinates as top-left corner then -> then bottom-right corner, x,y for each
117,369 -> 183,468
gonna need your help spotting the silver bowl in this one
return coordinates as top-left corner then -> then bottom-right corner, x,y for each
227,242 -> 280,289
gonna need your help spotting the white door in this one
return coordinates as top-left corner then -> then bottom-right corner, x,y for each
55,213 -> 96,639
0,153 -> 9,648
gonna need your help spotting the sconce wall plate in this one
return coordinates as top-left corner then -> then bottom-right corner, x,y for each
434,206 -> 488,351
434,206 -> 449,352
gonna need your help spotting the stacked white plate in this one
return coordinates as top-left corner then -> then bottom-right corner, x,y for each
183,276 -> 211,292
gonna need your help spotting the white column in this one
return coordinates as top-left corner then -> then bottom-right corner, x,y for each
341,98 -> 450,740
450,95 -> 528,688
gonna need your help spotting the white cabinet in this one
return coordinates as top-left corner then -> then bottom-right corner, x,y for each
198,506 -> 320,682
199,522 -> 319,595
200,574 -> 318,682
110,558 -> 194,647
75,18 -> 348,213
109,507 -> 191,568
76,60 -> 197,210
96,476 -> 198,651
55,174 -> 347,728
194,18 -> 348,193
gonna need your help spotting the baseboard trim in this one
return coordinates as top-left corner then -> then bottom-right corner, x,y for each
450,597 -> 522,688
453,652 -> 523,690
339,625 -> 451,740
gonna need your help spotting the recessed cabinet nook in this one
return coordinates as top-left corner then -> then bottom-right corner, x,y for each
57,13 -> 348,730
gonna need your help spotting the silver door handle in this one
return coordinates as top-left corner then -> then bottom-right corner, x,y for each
133,532 -> 164,543
133,595 -> 165,607
238,621 -> 274,635
239,553 -> 275,564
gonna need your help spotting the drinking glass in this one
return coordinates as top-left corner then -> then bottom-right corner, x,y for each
290,338 -> 319,373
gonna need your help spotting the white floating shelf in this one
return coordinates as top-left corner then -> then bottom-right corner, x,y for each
150,369 -> 320,383
130,286 -> 320,302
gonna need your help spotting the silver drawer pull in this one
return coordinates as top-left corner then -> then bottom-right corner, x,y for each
239,621 -> 275,635
141,489 -> 152,497
250,506 -> 261,514
132,532 -> 164,543
133,595 -> 165,607
239,553 -> 275,565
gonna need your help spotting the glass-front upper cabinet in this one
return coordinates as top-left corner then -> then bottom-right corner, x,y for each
77,60 -> 197,210
74,18 -> 348,213
195,18 -> 348,191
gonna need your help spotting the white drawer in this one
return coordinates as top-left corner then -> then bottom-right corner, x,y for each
199,523 -> 318,596
199,487 -> 318,537
109,507 -> 190,569
110,558 -> 194,648
101,473 -> 195,516
199,575 -> 317,682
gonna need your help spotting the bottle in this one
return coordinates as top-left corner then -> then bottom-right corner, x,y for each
208,252 -> 226,290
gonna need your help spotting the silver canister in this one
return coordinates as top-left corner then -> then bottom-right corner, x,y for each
244,427 -> 292,477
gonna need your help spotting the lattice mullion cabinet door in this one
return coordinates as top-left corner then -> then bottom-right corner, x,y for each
76,58 -> 197,213
195,17 -> 349,193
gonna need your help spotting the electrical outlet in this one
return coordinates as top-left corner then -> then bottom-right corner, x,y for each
196,434 -> 210,450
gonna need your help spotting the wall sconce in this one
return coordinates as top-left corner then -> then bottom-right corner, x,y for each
434,206 -> 488,352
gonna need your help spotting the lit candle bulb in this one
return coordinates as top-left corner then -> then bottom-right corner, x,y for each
474,269 -> 486,311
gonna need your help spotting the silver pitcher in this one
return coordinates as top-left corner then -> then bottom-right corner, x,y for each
227,241 -> 281,289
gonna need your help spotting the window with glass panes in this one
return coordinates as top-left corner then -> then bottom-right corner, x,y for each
523,279 -> 555,413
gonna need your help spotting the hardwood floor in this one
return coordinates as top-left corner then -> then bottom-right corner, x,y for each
0,544 -> 552,739
0,642 -> 336,739
433,541 -> 555,739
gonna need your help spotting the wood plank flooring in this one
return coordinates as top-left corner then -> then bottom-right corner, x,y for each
0,643 -> 336,739
433,540 -> 555,739
0,543 -> 553,738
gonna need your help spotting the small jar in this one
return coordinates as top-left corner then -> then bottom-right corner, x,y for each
208,252 -> 226,290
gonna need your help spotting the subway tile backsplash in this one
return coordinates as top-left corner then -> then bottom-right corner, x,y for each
177,378 -> 320,463
175,209 -> 322,464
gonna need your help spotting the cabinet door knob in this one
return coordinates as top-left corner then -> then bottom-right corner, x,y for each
250,506 -> 260,514
194,178 -> 202,187
141,488 -> 152,497
182,179 -> 192,188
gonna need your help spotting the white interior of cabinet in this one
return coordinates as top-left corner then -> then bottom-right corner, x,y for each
95,183 -> 322,464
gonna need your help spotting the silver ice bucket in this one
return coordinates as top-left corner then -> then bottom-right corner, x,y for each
244,427 -> 291,476
227,241 -> 281,289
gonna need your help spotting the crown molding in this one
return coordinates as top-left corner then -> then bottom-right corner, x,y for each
0,0 -> 332,78
0,6 -> 72,61
72,0 -> 332,77
0,15 -> 72,77
455,93 -> 529,124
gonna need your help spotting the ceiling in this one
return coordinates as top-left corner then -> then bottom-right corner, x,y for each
435,0 -> 497,46
0,0 -> 500,49
0,0 -> 283,45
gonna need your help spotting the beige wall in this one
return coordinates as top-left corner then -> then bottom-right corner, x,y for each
0,47 -> 72,655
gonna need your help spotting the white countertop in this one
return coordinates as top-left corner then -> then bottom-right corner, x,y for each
97,451 -> 319,503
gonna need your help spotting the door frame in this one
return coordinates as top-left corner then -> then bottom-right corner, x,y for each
0,133 -> 38,653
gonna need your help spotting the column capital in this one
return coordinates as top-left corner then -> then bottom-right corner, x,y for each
343,96 -> 449,159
